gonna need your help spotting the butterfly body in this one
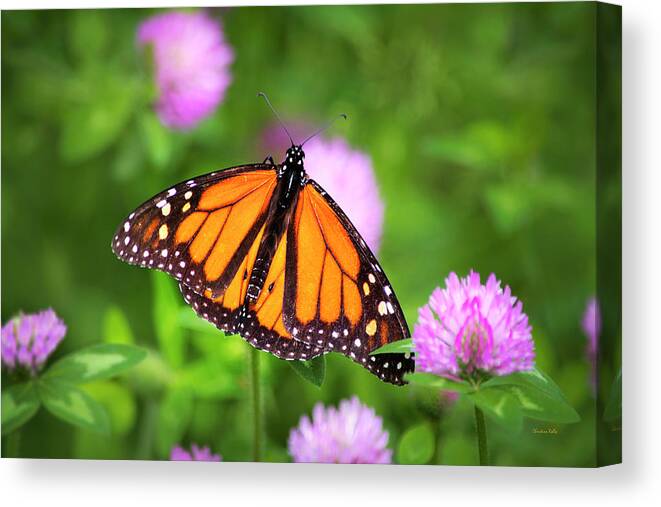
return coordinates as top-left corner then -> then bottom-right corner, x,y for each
112,143 -> 414,384
244,147 -> 305,304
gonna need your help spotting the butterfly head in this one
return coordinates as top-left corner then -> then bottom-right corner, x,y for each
280,145 -> 306,178
284,145 -> 305,165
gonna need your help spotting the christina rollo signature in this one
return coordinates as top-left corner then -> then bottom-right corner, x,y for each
532,426 -> 559,435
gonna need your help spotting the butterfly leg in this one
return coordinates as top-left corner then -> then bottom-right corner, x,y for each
263,155 -> 276,166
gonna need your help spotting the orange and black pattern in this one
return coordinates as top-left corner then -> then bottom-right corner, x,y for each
112,165 -> 277,298
112,150 -> 414,385
282,182 -> 413,383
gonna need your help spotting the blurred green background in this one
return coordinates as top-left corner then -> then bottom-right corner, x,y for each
2,3 -> 614,466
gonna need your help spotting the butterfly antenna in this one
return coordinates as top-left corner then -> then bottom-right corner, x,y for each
301,113 -> 348,146
257,92 -> 294,146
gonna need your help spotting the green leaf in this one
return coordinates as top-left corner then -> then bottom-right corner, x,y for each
484,183 -> 533,233
481,368 -> 566,400
59,70 -> 137,163
370,338 -> 413,355
68,10 -> 108,64
604,369 -> 622,422
38,379 -> 110,434
468,388 -> 523,431
500,385 -> 579,424
421,121 -> 513,171
157,386 -> 193,457
103,306 -> 135,344
300,6 -> 376,47
1,382 -> 41,435
189,331 -> 245,364
81,381 -> 137,436
152,271 -> 186,368
404,372 -> 472,393
44,343 -> 147,384
177,306 -> 218,334
288,356 -> 326,387
112,131 -> 146,182
396,422 -> 435,465
481,369 -> 580,424
125,350 -> 173,396
178,359 -> 242,400
484,178 -> 579,234
139,112 -> 174,170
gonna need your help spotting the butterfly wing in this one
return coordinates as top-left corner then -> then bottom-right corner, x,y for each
112,162 -> 413,385
179,283 -> 326,361
282,180 -> 414,385
111,164 -> 278,298
176,215 -> 325,361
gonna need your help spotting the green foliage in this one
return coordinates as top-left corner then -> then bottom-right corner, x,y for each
1,344 -> 146,435
397,422 -> 435,464
152,272 -> 186,368
157,386 -> 193,457
82,381 -> 137,435
604,369 -> 622,422
38,379 -> 111,434
467,388 -> 523,431
59,70 -> 138,164
288,356 -> 326,387
370,339 -> 413,355
178,358 -> 242,399
481,369 -> 580,424
408,368 -> 580,431
44,344 -> 147,384
68,10 -> 110,64
103,306 -> 136,345
1,4 -> 613,465
177,306 -> 217,333
140,113 -> 173,169
405,373 -> 473,393
2,383 -> 41,435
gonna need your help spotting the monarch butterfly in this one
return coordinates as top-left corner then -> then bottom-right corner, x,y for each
111,97 -> 414,385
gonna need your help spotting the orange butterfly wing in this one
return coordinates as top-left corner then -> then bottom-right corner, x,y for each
178,227 -> 326,361
112,163 -> 413,384
282,181 -> 414,384
111,165 -> 277,298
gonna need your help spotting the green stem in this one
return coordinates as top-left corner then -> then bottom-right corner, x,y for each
136,398 -> 158,460
5,429 -> 22,458
249,346 -> 261,462
431,414 -> 442,465
474,405 -> 489,466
